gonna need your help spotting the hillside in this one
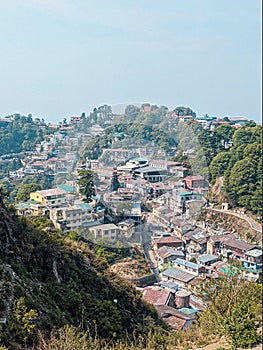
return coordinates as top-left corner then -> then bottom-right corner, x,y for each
0,193 -> 163,349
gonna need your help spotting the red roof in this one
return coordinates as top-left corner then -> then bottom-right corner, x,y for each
183,175 -> 204,181
156,236 -> 182,245
142,288 -> 171,305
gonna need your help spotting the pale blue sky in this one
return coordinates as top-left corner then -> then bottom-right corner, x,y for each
0,0 -> 261,123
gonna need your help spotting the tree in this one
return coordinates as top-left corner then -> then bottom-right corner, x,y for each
197,276 -> 262,349
16,183 -> 42,202
209,152 -> 232,181
78,170 -> 96,203
116,202 -> 133,219
10,297 -> 38,342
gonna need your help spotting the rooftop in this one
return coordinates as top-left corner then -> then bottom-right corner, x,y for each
142,288 -> 171,305
162,267 -> 196,283
34,187 -> 66,197
174,258 -> 199,270
244,248 -> 262,258
196,254 -> 219,264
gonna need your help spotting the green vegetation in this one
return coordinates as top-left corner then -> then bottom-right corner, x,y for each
77,169 -> 96,202
197,275 -> 262,349
209,124 -> 262,216
0,194 -> 163,349
0,114 -> 53,156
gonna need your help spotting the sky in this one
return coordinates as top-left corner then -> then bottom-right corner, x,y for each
0,0 -> 261,124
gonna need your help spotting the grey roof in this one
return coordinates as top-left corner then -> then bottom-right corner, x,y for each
196,254 -> 219,264
134,166 -> 166,173
160,281 -> 179,291
174,258 -> 199,270
244,248 -> 262,258
162,267 -> 196,283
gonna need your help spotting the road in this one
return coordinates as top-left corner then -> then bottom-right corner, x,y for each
207,208 -> 262,233
139,226 -> 161,282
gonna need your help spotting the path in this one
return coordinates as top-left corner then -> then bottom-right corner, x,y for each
206,208 -> 262,234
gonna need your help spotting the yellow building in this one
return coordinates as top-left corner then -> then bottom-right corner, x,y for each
30,188 -> 67,208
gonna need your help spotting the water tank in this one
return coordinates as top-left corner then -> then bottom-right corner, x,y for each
176,290 -> 191,308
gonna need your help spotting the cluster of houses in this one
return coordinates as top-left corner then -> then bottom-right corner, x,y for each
139,224 -> 262,330
5,108 -> 261,332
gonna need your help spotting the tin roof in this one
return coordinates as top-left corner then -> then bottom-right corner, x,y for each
162,267 -> 196,283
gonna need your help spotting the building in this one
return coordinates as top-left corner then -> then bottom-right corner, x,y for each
118,219 -> 136,238
220,239 -> 255,260
49,203 -> 94,233
133,166 -> 167,182
88,223 -> 119,244
154,236 -> 183,250
241,248 -> 262,281
161,267 -> 197,287
196,254 -> 219,266
156,247 -> 185,265
183,175 -> 208,190
142,286 -> 175,308
173,258 -> 203,275
30,188 -> 67,208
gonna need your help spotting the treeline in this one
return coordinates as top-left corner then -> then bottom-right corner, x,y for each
0,114 -> 53,156
208,123 -> 262,215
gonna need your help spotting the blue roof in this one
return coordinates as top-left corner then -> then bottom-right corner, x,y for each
76,203 -> 92,211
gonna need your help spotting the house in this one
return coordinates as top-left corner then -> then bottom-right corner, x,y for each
241,248 -> 262,282
206,234 -> 233,255
171,219 -> 194,238
196,254 -> 219,266
161,267 -> 197,287
183,229 -> 210,254
118,219 -> 136,238
88,223 -> 119,244
133,166 -> 167,183
156,246 -> 185,265
30,187 -> 67,208
173,258 -> 203,275
70,116 -> 82,124
49,203 -> 94,233
179,115 -> 194,123
142,286 -> 175,308
228,116 -> 248,125
101,148 -> 134,163
173,188 -> 203,213
154,236 -> 183,250
169,166 -> 188,178
220,239 -> 255,260
183,175 -> 208,190
155,305 -> 195,330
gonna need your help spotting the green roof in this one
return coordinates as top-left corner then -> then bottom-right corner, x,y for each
178,308 -> 198,315
76,203 -> 92,211
130,157 -> 148,163
57,184 -> 76,193
16,203 -> 30,210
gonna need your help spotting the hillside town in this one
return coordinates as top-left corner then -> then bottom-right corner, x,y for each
1,105 -> 261,332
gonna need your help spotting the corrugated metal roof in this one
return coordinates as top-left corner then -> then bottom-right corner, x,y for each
162,267 -> 196,283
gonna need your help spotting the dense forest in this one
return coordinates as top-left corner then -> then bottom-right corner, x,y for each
0,114 -> 54,156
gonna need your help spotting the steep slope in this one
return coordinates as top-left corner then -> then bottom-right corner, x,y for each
0,194 -> 162,349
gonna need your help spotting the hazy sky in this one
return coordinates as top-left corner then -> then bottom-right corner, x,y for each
0,0 -> 261,123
